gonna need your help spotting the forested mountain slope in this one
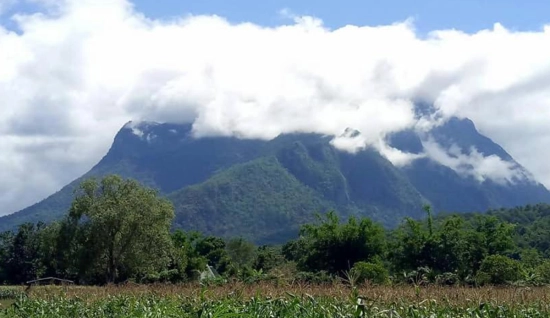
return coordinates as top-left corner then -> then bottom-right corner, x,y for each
2,118 -> 549,243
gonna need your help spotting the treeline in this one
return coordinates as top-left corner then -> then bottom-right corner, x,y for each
2,175 -> 550,286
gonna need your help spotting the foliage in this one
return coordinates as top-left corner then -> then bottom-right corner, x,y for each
4,192 -> 550,287
226,237 -> 256,269
294,271 -> 335,284
351,261 -> 389,285
64,175 -> 175,283
253,246 -> 285,272
0,223 -> 53,284
169,157 -> 330,244
534,261 -> 550,283
4,119 -> 550,249
390,212 -> 515,282
292,212 -> 386,274
476,255 -> 524,285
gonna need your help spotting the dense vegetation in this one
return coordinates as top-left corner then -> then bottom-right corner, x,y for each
4,118 -> 550,240
169,157 -> 330,244
3,175 -> 550,288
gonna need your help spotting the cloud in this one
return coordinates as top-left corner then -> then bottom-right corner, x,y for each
1,0 -> 550,215
422,138 -> 530,185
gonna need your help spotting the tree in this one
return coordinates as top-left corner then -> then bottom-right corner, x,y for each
351,261 -> 389,285
35,222 -> 63,278
254,245 -> 285,272
476,255 -> 524,285
3,223 -> 46,284
297,212 -> 386,274
473,215 -> 515,256
0,231 -> 14,283
226,237 -> 256,269
463,215 -> 515,274
68,175 -> 175,283
195,235 -> 232,274
535,261 -> 550,283
520,248 -> 543,270
389,206 -> 440,275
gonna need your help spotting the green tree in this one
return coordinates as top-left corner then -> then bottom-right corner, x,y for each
35,222 -> 63,278
195,235 -> 232,275
67,175 -> 175,283
3,223 -> 46,284
298,212 -> 386,274
0,231 -> 14,283
473,215 -> 515,256
389,206 -> 439,275
171,230 -> 228,280
351,261 -> 389,285
477,255 -> 524,285
520,248 -> 543,270
282,238 -> 308,262
254,245 -> 285,272
169,230 -> 193,280
463,215 -> 515,274
534,261 -> 550,283
226,237 -> 256,269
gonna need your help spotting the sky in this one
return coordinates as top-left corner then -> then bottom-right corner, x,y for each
130,0 -> 550,34
3,1 -> 550,34
0,0 -> 550,216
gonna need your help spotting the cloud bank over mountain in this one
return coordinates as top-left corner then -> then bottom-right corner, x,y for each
1,0 -> 550,215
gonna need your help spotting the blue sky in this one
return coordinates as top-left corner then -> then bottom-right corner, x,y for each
2,0 -> 549,33
131,0 -> 548,33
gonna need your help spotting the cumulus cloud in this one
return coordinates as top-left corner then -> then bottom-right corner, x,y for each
1,0 -> 550,215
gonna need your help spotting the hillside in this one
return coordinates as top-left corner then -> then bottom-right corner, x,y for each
169,157 -> 330,244
1,117 -> 549,243
475,203 -> 550,257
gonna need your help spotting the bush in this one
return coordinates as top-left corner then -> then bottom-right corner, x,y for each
476,255 -> 524,285
295,271 -> 334,284
474,271 -> 491,286
351,261 -> 389,285
535,261 -> 550,284
435,272 -> 460,286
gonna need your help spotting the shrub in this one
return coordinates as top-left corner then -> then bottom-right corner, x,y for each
474,271 -> 491,286
351,261 -> 389,285
476,255 -> 524,285
535,261 -> 550,284
435,272 -> 460,286
295,271 -> 334,284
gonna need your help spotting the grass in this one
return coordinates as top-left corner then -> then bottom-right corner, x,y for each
1,283 -> 549,317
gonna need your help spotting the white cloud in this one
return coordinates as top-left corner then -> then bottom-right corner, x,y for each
378,141 -> 426,168
1,0 -> 550,215
422,138 -> 530,185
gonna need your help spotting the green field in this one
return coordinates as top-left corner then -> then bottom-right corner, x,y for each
1,283 -> 549,317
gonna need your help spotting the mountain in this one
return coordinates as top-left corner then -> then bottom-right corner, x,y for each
1,118 -> 549,243
388,118 -> 550,212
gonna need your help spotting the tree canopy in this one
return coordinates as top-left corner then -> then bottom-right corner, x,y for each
2,175 -> 550,286
65,175 -> 175,283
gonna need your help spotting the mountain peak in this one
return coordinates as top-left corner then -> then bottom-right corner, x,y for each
1,117 -> 549,242
341,127 -> 361,138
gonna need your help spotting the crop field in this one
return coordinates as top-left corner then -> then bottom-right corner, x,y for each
1,283 -> 549,317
